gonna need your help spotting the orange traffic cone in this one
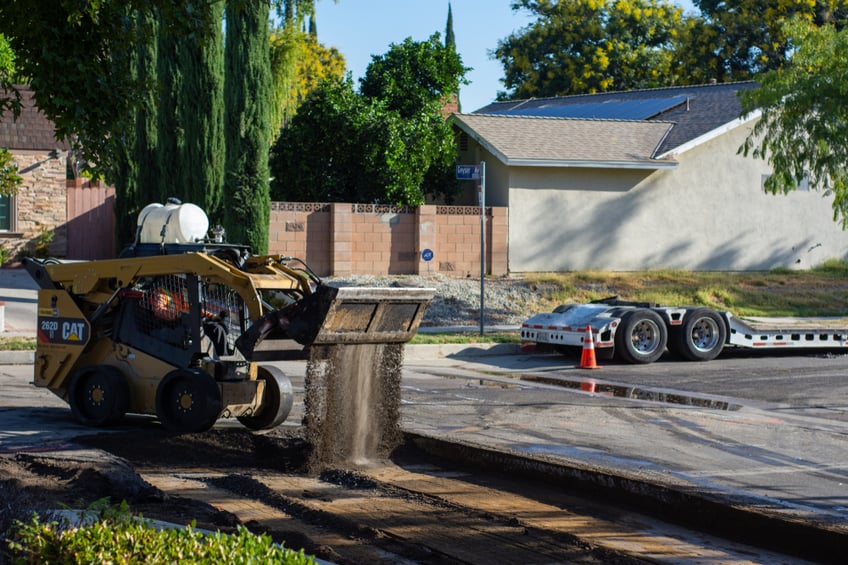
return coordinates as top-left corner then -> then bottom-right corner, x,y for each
578,325 -> 601,369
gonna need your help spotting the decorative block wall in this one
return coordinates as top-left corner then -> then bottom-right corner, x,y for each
268,202 -> 509,277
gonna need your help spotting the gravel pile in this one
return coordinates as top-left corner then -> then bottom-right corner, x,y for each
327,274 -> 548,328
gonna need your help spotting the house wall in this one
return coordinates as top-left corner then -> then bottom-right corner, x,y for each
267,202 -> 508,277
508,123 -> 848,271
0,150 -> 67,261
455,134 -> 511,207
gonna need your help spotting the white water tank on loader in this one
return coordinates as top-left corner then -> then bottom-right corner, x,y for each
138,199 -> 209,244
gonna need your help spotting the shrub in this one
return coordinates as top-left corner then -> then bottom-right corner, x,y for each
5,504 -> 314,565
33,227 -> 53,258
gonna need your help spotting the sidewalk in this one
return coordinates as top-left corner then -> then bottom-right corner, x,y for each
0,267 -> 38,336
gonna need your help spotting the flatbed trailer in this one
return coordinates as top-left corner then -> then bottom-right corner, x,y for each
520,297 -> 848,364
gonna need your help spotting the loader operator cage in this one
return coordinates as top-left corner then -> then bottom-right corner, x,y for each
132,273 -> 247,357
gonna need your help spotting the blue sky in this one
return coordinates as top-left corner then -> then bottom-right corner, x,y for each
314,0 -> 698,113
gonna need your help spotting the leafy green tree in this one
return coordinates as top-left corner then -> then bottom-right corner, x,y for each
0,35 -> 22,197
271,32 -> 466,206
224,0 -> 272,253
270,78 -> 383,203
360,33 -> 467,119
0,148 -> 22,197
740,19 -> 848,228
269,25 -> 346,135
0,33 -> 15,84
0,1 -> 215,184
495,0 -> 684,99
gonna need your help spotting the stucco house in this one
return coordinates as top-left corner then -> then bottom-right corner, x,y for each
452,81 -> 848,271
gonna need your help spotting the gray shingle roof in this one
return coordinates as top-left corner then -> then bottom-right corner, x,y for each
473,81 -> 757,155
453,113 -> 675,169
1,86 -> 70,151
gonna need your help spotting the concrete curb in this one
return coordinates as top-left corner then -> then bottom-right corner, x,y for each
0,350 -> 35,365
0,342 -> 526,365
403,342 -> 522,361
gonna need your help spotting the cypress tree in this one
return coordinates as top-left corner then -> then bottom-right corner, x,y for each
156,1 -> 224,218
126,10 -> 159,245
445,2 -> 455,52
223,0 -> 272,253
155,13 -> 183,204
179,0 -> 225,216
113,7 -> 159,249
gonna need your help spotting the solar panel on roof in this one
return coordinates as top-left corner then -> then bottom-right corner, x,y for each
487,96 -> 688,120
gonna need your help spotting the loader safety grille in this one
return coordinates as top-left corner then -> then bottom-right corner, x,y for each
132,274 -> 246,357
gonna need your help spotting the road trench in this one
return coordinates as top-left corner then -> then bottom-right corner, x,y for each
123,343 -> 819,564
137,453 -> 814,565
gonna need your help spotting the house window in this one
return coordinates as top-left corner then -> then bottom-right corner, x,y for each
0,194 -> 10,231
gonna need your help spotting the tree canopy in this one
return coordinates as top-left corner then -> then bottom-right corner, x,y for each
680,0 -> 848,84
361,34 -> 468,118
495,0 -> 847,99
740,18 -> 848,228
495,0 -> 684,98
269,24 -> 346,134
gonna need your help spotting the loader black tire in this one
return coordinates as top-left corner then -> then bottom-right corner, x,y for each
156,368 -> 222,433
670,308 -> 726,362
615,309 -> 667,364
68,365 -> 130,427
238,365 -> 294,431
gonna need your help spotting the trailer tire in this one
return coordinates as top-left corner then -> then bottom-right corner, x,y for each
238,365 -> 294,431
615,309 -> 667,364
156,368 -> 222,433
553,304 -> 575,314
671,308 -> 726,361
68,365 -> 130,426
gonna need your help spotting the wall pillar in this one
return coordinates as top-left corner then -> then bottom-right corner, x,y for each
415,205 -> 437,275
488,207 -> 508,275
330,203 -> 353,276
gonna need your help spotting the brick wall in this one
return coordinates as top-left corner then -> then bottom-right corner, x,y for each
268,202 -> 509,277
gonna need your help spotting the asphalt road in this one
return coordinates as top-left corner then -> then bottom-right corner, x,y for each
3,348 -> 848,533
2,267 -> 848,548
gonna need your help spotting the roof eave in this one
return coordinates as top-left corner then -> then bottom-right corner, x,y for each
506,158 -> 678,170
656,109 -> 762,159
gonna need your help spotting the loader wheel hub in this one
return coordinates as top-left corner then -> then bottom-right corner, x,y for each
89,387 -> 104,404
178,391 -> 193,411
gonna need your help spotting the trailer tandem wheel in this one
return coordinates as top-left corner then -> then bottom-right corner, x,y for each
156,368 -> 223,433
615,309 -> 668,364
68,365 -> 130,426
671,308 -> 726,362
238,365 -> 294,431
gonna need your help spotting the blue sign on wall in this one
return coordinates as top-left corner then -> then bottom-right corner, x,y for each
455,165 -> 480,180
421,248 -> 434,262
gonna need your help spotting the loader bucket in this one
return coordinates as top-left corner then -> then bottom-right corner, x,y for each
236,284 -> 435,360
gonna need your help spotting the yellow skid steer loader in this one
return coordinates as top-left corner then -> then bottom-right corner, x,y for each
25,201 -> 433,433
